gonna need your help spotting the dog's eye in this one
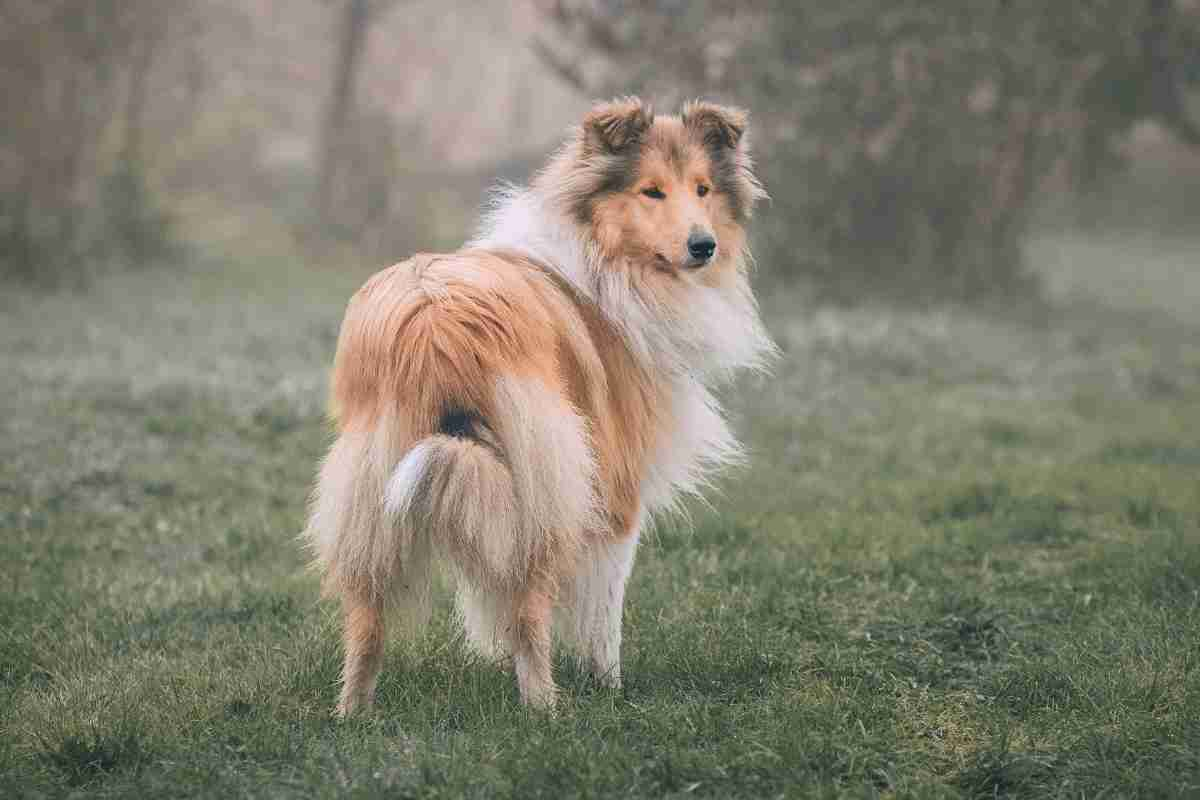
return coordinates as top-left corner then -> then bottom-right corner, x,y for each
697,184 -> 710,197
641,187 -> 666,200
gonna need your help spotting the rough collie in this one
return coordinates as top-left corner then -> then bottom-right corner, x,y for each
304,97 -> 775,715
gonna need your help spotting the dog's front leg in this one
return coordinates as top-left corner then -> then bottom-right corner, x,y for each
571,529 -> 640,689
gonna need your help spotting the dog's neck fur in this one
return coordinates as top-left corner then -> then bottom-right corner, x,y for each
469,185 -> 775,384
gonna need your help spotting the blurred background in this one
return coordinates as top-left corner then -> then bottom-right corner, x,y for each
4,8 -> 1200,792
3,0 -> 1199,302
6,0 -> 1200,504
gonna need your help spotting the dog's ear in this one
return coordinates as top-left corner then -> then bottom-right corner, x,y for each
683,100 -> 748,150
583,96 -> 654,154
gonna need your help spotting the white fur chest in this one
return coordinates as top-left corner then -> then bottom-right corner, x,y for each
639,377 -> 742,517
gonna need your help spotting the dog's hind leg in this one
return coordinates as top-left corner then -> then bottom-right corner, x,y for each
336,593 -> 386,716
510,576 -> 558,710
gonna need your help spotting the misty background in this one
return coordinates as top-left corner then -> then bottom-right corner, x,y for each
3,0 -> 1199,303
4,5 -> 1200,795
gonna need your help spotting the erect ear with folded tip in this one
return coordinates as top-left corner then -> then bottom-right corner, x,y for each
582,96 -> 654,154
682,100 -> 748,151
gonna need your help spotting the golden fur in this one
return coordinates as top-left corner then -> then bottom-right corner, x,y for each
303,97 -> 774,714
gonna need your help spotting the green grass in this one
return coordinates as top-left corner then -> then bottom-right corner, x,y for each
2,234 -> 1199,797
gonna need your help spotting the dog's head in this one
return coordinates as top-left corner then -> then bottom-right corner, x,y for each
559,97 -> 764,283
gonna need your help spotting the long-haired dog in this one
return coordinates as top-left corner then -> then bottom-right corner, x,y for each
304,97 -> 775,714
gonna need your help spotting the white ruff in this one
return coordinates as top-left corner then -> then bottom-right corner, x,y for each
470,187 -> 777,382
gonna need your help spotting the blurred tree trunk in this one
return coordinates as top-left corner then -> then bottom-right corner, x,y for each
1,1 -> 123,279
315,0 -> 372,226
120,10 -> 166,170
0,0 -> 181,281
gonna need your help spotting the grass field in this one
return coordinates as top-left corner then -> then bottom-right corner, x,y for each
2,232 -> 1199,798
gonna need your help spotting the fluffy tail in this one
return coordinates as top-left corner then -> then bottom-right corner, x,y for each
304,373 -> 598,620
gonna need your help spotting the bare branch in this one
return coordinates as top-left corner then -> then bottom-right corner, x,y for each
530,35 -> 593,93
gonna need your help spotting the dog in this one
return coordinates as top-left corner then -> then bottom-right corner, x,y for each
303,97 -> 775,715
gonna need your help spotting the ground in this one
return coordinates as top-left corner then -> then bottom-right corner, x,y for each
1,232 -> 1198,798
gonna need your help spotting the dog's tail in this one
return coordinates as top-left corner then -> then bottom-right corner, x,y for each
302,257 -> 597,620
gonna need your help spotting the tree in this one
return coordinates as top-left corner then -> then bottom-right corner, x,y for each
535,0 -> 1200,303
314,0 -> 373,227
0,0 -> 179,281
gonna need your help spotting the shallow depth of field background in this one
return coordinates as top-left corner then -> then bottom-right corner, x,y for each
2,2 -> 1199,797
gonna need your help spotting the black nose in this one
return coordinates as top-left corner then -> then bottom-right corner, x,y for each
687,231 -> 717,263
